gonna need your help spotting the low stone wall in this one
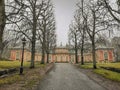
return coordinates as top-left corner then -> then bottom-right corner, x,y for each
0,68 -> 17,76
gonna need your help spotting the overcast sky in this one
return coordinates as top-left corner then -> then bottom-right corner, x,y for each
53,0 -> 79,46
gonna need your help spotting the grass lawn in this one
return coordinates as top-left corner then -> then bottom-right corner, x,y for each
0,61 -> 30,70
0,65 -> 47,87
0,74 -> 21,86
80,62 -> 120,82
0,61 -> 45,70
94,68 -> 120,82
80,62 -> 120,69
98,63 -> 120,68
0,60 -> 48,87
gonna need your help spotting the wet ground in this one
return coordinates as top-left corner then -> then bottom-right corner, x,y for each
37,63 -> 106,90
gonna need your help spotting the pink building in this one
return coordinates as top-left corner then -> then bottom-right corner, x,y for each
96,47 -> 114,63
9,46 -> 114,63
10,48 -> 41,61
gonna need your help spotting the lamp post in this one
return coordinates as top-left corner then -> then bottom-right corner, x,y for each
20,37 -> 26,75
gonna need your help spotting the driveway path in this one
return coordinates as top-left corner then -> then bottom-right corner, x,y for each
37,63 -> 106,90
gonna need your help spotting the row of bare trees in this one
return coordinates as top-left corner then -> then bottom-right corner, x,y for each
68,0 -> 120,69
0,0 -> 56,68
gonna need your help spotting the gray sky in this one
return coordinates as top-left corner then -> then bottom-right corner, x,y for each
53,0 -> 79,46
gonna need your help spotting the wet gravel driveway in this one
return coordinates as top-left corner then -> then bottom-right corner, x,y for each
37,63 -> 106,90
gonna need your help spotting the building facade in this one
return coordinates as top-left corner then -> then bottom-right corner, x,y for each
9,46 -> 114,63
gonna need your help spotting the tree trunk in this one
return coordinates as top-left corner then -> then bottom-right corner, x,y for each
0,0 -> 5,59
30,40 -> 35,68
81,0 -> 85,65
81,33 -> 85,65
75,48 -> 78,63
92,11 -> 97,69
41,46 -> 45,64
41,32 -> 46,64
30,7 -> 36,68
75,35 -> 78,63
47,52 -> 49,63
81,47 -> 84,65
92,40 -> 97,69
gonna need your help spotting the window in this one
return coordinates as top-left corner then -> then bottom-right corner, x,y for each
56,56 -> 57,61
49,56 -> 51,61
66,56 -> 68,61
16,51 -> 20,60
108,51 -> 113,60
104,52 -> 108,60
61,56 -> 62,61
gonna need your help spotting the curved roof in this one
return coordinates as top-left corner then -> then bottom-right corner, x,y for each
96,46 -> 114,50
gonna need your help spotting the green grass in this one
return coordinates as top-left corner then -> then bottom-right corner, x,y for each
0,61 -> 30,70
80,62 -> 120,69
0,74 -> 21,86
80,62 -> 120,82
80,63 -> 93,69
98,63 -> 120,69
35,62 -> 46,68
0,61 -> 46,70
94,69 -> 120,82
0,61 -> 47,87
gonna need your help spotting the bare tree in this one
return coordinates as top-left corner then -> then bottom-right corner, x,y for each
46,22 -> 56,63
103,0 -> 120,23
6,0 -> 45,68
0,0 -> 6,59
0,0 -> 23,59
96,34 -> 110,47
46,30 -> 56,63
37,0 -> 56,64
82,0 -> 110,69
1,0 -> 25,50
80,0 -> 85,65
76,0 -> 88,65
68,22 -> 81,64
68,1 -> 89,64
